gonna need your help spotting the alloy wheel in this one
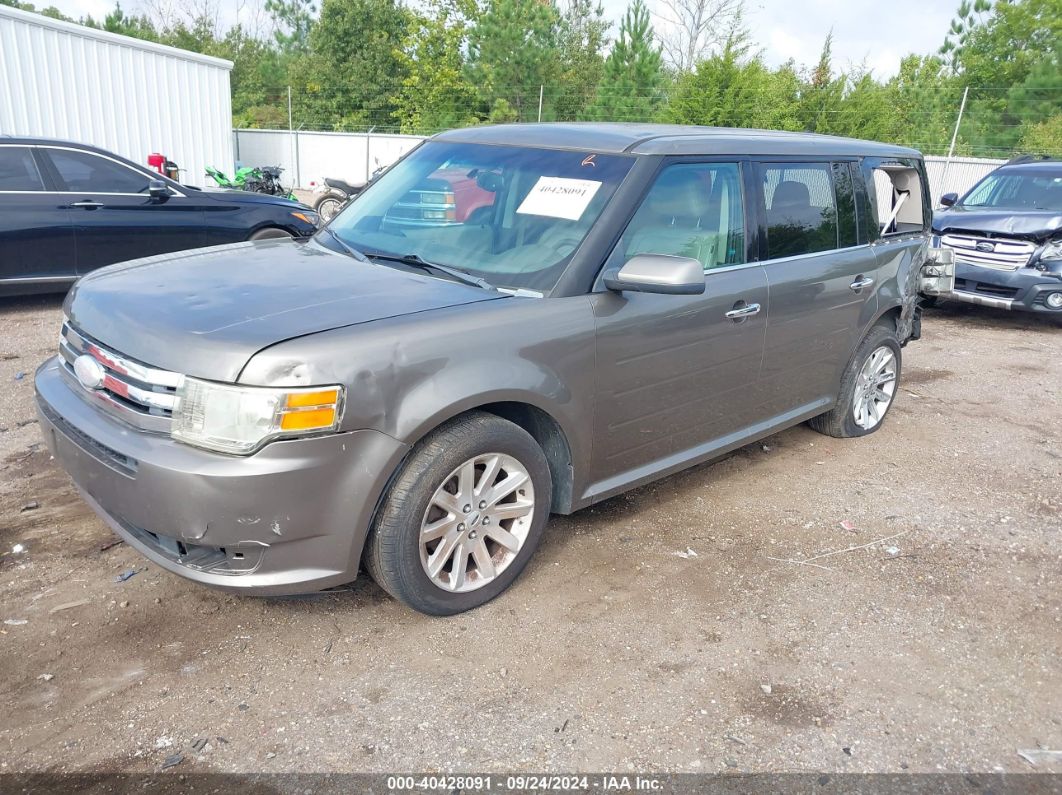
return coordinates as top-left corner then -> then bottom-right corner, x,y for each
852,345 -> 897,430
419,453 -> 535,593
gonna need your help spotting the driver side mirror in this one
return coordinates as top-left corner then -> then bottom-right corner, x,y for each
148,179 -> 170,201
604,254 -> 705,295
939,192 -> 958,207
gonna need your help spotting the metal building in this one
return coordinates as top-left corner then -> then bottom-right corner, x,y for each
0,5 -> 233,186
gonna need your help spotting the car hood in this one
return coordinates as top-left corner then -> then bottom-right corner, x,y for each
65,239 -> 506,382
933,206 -> 1062,241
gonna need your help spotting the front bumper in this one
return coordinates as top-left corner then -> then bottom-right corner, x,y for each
35,358 -> 408,595
949,262 -> 1062,313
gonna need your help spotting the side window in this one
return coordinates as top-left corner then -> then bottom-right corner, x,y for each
46,149 -> 148,194
760,162 -> 838,259
832,162 -> 857,247
865,159 -> 928,236
0,147 -> 46,191
622,162 -> 745,271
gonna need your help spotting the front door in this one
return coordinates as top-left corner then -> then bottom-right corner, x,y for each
0,145 -> 77,287
37,146 -> 207,275
588,161 -> 769,500
755,160 -> 880,419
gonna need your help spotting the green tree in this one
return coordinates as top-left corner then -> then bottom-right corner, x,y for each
265,0 -> 317,55
943,0 -> 1062,155
888,54 -> 963,154
467,0 -> 562,122
796,33 -> 845,133
393,0 -> 480,133
586,0 -> 662,122
665,28 -> 800,130
303,0 -> 410,129
1018,114 -> 1062,156
553,0 -> 609,121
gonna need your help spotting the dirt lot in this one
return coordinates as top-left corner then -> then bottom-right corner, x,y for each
0,294 -> 1059,778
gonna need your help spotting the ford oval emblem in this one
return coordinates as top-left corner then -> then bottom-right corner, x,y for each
73,354 -> 106,390
975,241 -> 995,253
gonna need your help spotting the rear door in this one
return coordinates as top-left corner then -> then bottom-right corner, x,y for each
588,160 -> 769,498
37,146 -> 208,275
755,160 -> 879,419
0,145 -> 78,286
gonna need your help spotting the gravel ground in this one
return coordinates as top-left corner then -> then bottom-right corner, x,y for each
0,294 -> 1059,777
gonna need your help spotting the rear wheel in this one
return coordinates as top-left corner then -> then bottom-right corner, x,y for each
364,412 -> 551,615
249,227 -> 293,241
314,193 -> 346,221
808,323 -> 902,438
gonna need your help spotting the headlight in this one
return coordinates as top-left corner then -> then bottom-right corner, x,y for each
1040,240 -> 1062,261
172,378 -> 343,455
290,210 -> 319,226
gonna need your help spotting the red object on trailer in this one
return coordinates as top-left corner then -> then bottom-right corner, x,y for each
147,153 -> 166,173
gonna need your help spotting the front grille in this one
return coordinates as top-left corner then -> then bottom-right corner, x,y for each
953,278 -> 1020,299
58,322 -> 183,433
943,234 -> 1035,271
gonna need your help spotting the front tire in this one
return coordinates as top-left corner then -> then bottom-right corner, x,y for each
808,322 -> 902,438
249,227 -> 294,241
364,412 -> 552,615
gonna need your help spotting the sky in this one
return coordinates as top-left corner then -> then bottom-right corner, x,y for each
37,0 -> 958,79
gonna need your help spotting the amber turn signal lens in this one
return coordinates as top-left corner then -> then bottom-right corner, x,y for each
284,389 -> 340,409
279,407 -> 337,431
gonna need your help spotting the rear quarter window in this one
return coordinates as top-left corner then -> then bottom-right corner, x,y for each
0,147 -> 45,191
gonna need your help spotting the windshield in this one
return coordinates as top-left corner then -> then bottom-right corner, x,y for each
961,169 -> 1062,211
324,141 -> 634,292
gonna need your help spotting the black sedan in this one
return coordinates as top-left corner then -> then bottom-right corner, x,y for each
0,136 -> 318,296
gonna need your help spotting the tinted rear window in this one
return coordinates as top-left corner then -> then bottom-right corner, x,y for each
761,163 -> 838,259
0,147 -> 45,191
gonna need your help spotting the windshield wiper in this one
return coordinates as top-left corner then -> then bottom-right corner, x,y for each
318,227 -> 369,262
364,251 -> 494,291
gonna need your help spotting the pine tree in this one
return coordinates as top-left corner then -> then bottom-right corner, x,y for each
467,0 -> 562,122
586,0 -> 663,122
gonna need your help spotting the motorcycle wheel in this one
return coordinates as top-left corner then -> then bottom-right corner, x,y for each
315,193 -> 346,221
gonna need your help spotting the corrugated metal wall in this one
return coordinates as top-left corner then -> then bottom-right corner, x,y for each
232,129 -> 425,189
0,6 -> 233,187
924,156 -> 1004,203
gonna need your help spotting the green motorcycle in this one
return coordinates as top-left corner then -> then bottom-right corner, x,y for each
205,165 -> 298,201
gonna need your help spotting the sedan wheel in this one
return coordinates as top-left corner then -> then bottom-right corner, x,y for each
852,345 -> 897,430
419,453 -> 535,593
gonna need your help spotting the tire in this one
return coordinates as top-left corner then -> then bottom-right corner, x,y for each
314,192 -> 346,221
249,227 -> 294,241
808,322 -> 903,439
364,411 -> 552,615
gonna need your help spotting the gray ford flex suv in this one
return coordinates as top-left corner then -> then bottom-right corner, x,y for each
35,124 -> 942,614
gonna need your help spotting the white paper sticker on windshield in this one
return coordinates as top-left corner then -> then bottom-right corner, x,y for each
516,177 -> 602,221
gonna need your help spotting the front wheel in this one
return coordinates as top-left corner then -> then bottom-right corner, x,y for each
249,227 -> 293,241
364,412 -> 552,615
808,323 -> 902,438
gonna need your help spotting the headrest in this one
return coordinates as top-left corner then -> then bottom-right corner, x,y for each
646,169 -> 704,218
772,180 -> 811,209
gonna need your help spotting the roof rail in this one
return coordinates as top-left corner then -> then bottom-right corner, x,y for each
1005,153 -> 1059,165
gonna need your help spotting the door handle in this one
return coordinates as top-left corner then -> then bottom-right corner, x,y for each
70,200 -> 104,210
725,302 -> 761,320
850,276 -> 875,291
